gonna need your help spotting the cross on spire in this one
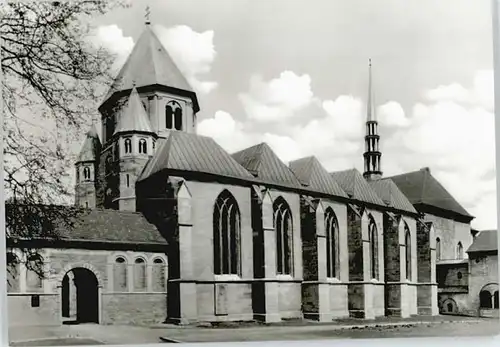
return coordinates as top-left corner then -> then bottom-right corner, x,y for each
145,5 -> 151,25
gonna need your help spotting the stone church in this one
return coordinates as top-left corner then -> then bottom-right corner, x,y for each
6,21 -> 481,327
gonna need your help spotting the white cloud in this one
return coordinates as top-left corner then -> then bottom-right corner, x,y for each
92,25 -> 134,72
239,71 -> 315,122
377,101 -> 411,128
155,25 -> 218,94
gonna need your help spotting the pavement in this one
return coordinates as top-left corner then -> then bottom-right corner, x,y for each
8,315 -> 500,345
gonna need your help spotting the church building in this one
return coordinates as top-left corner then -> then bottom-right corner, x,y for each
6,19 -> 480,327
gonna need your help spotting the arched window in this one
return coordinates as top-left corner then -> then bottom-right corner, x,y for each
152,258 -> 166,292
6,252 -> 20,293
274,197 -> 293,275
134,257 -> 146,291
494,291 -> 499,309
436,237 -> 441,261
26,254 -> 43,292
368,217 -> 378,280
325,208 -> 339,278
405,224 -> 411,281
480,291 -> 492,308
166,101 -> 181,130
213,190 -> 241,275
114,256 -> 128,291
457,242 -> 464,260
124,138 -> 132,154
83,166 -> 91,181
138,138 -> 147,154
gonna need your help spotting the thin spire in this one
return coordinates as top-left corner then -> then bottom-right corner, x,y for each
145,5 -> 151,25
367,58 -> 376,122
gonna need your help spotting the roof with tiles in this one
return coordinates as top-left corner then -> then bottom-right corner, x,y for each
387,167 -> 473,219
467,230 -> 498,253
100,25 -> 198,112
76,125 -> 101,163
114,87 -> 154,135
231,142 -> 303,189
138,131 -> 254,182
288,156 -> 348,198
6,204 -> 166,245
330,168 -> 385,207
368,178 -> 418,214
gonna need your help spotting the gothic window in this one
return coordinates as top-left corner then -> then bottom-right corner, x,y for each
6,252 -> 20,293
405,223 -> 411,281
325,208 -> 339,279
126,174 -> 130,188
213,190 -> 241,275
436,237 -> 441,261
274,197 -> 293,275
26,254 -> 43,292
124,138 -> 132,154
134,257 -> 147,291
138,138 -> 147,154
152,258 -> 166,292
166,101 -> 181,130
114,256 -> 128,291
368,217 -> 378,280
83,166 -> 91,181
457,242 -> 464,260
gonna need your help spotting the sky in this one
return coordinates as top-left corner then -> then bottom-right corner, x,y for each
82,0 -> 497,229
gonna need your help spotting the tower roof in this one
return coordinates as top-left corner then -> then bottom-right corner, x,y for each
100,25 -> 199,112
232,143 -> 303,189
76,124 -> 101,163
114,87 -> 153,135
330,168 -> 385,207
289,156 -> 348,198
387,167 -> 474,220
367,59 -> 376,122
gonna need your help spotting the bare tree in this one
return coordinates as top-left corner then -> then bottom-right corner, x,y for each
2,1 -> 129,280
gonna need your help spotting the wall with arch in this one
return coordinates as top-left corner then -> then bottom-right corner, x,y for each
6,247 -> 169,326
468,254 -> 499,316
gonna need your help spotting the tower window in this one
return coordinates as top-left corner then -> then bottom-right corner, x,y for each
124,138 -> 132,154
436,237 -> 441,261
83,166 -> 91,181
138,138 -> 147,154
166,101 -> 182,130
457,242 -> 464,260
126,174 -> 130,187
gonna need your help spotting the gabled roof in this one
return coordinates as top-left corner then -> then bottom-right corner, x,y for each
288,156 -> 348,198
5,204 -> 166,245
76,125 -> 101,163
467,230 -> 498,253
138,131 -> 254,182
231,143 -> 302,189
368,178 -> 418,214
114,87 -> 153,135
330,168 -> 385,207
101,25 -> 198,112
387,167 -> 473,220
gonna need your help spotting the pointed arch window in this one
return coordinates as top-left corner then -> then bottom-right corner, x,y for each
274,197 -> 293,275
138,138 -> 147,154
124,138 -> 132,154
7,252 -> 20,293
213,190 -> 241,275
166,101 -> 182,130
457,242 -> 464,260
325,208 -> 339,279
405,223 -> 412,281
134,257 -> 146,291
83,166 -> 91,181
114,256 -> 128,292
436,237 -> 441,261
368,217 -> 378,280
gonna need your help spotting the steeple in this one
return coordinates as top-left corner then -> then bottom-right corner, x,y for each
114,86 -> 153,136
363,59 -> 382,181
75,124 -> 101,209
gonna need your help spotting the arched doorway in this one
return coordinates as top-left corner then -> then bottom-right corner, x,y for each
440,298 -> 457,315
61,268 -> 99,324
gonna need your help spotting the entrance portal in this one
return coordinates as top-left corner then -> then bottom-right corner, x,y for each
61,268 -> 99,324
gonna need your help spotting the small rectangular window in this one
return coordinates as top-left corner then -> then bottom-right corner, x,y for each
126,174 -> 130,187
31,295 -> 40,308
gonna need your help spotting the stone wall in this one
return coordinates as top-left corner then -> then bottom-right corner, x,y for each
425,213 -> 472,261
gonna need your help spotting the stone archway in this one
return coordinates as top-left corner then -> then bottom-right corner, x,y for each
479,283 -> 499,312
58,264 -> 102,324
440,298 -> 458,315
